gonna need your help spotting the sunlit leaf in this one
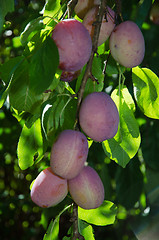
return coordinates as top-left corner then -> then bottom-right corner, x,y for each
132,67 -> 159,119
43,205 -> 71,240
79,219 -> 95,240
17,118 -> 43,170
103,86 -> 141,168
43,218 -> 59,240
43,0 -> 62,25
78,201 -> 117,226
20,17 -> 45,45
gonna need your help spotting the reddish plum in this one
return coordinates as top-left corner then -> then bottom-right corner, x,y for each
30,167 -> 68,208
79,92 -> 119,142
68,166 -> 105,209
50,130 -> 88,179
52,19 -> 92,72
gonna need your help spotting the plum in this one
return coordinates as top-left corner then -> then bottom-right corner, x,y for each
83,6 -> 115,46
30,167 -> 68,208
50,130 -> 88,179
68,166 -> 104,209
109,20 -> 145,68
52,19 -> 92,72
74,0 -> 100,19
79,92 -> 119,142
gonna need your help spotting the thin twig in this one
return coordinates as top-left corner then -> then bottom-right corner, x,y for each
71,203 -> 84,240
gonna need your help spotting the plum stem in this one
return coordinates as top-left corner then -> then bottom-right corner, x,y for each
75,0 -> 107,129
71,202 -> 84,240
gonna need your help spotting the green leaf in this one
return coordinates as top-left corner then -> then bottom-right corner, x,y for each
9,59 -> 42,113
20,17 -> 45,45
75,56 -> 104,96
115,158 -> 143,209
102,86 -> 141,168
132,67 -> 159,119
79,219 -> 95,240
0,56 -> 24,84
0,0 -> 14,34
78,201 -> 117,226
43,0 -> 62,25
17,118 -> 43,170
29,36 -> 59,94
43,219 -> 59,240
43,205 -> 71,240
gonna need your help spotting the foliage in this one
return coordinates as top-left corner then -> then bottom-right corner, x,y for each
0,0 -> 159,240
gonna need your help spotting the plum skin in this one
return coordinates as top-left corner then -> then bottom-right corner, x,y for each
79,92 -> 119,142
109,20 -> 145,68
83,6 -> 115,46
52,19 -> 92,72
50,130 -> 88,180
30,167 -> 68,208
68,166 -> 105,209
74,0 -> 100,19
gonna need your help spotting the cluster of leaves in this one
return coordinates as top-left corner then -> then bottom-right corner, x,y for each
1,0 -> 159,239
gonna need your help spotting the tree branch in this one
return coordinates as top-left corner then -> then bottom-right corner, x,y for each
75,0 -> 107,127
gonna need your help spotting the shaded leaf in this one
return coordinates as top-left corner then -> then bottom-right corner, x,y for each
9,59 -> 42,113
115,158 -> 143,209
0,0 -> 14,34
29,36 -> 59,94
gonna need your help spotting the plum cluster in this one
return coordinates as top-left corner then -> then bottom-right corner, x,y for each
31,0 -> 145,210
31,92 -> 119,209
31,129 -> 104,209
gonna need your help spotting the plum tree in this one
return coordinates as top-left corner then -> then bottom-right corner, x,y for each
83,6 -> 115,46
68,166 -> 105,209
109,20 -> 145,68
52,19 -> 92,72
50,130 -> 88,179
74,0 -> 100,20
79,92 -> 119,142
30,167 -> 68,208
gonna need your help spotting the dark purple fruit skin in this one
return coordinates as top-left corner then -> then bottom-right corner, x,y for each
109,20 -> 145,68
79,92 -> 119,142
52,19 -> 92,72
30,167 -> 68,208
50,130 -> 88,180
68,166 -> 105,209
